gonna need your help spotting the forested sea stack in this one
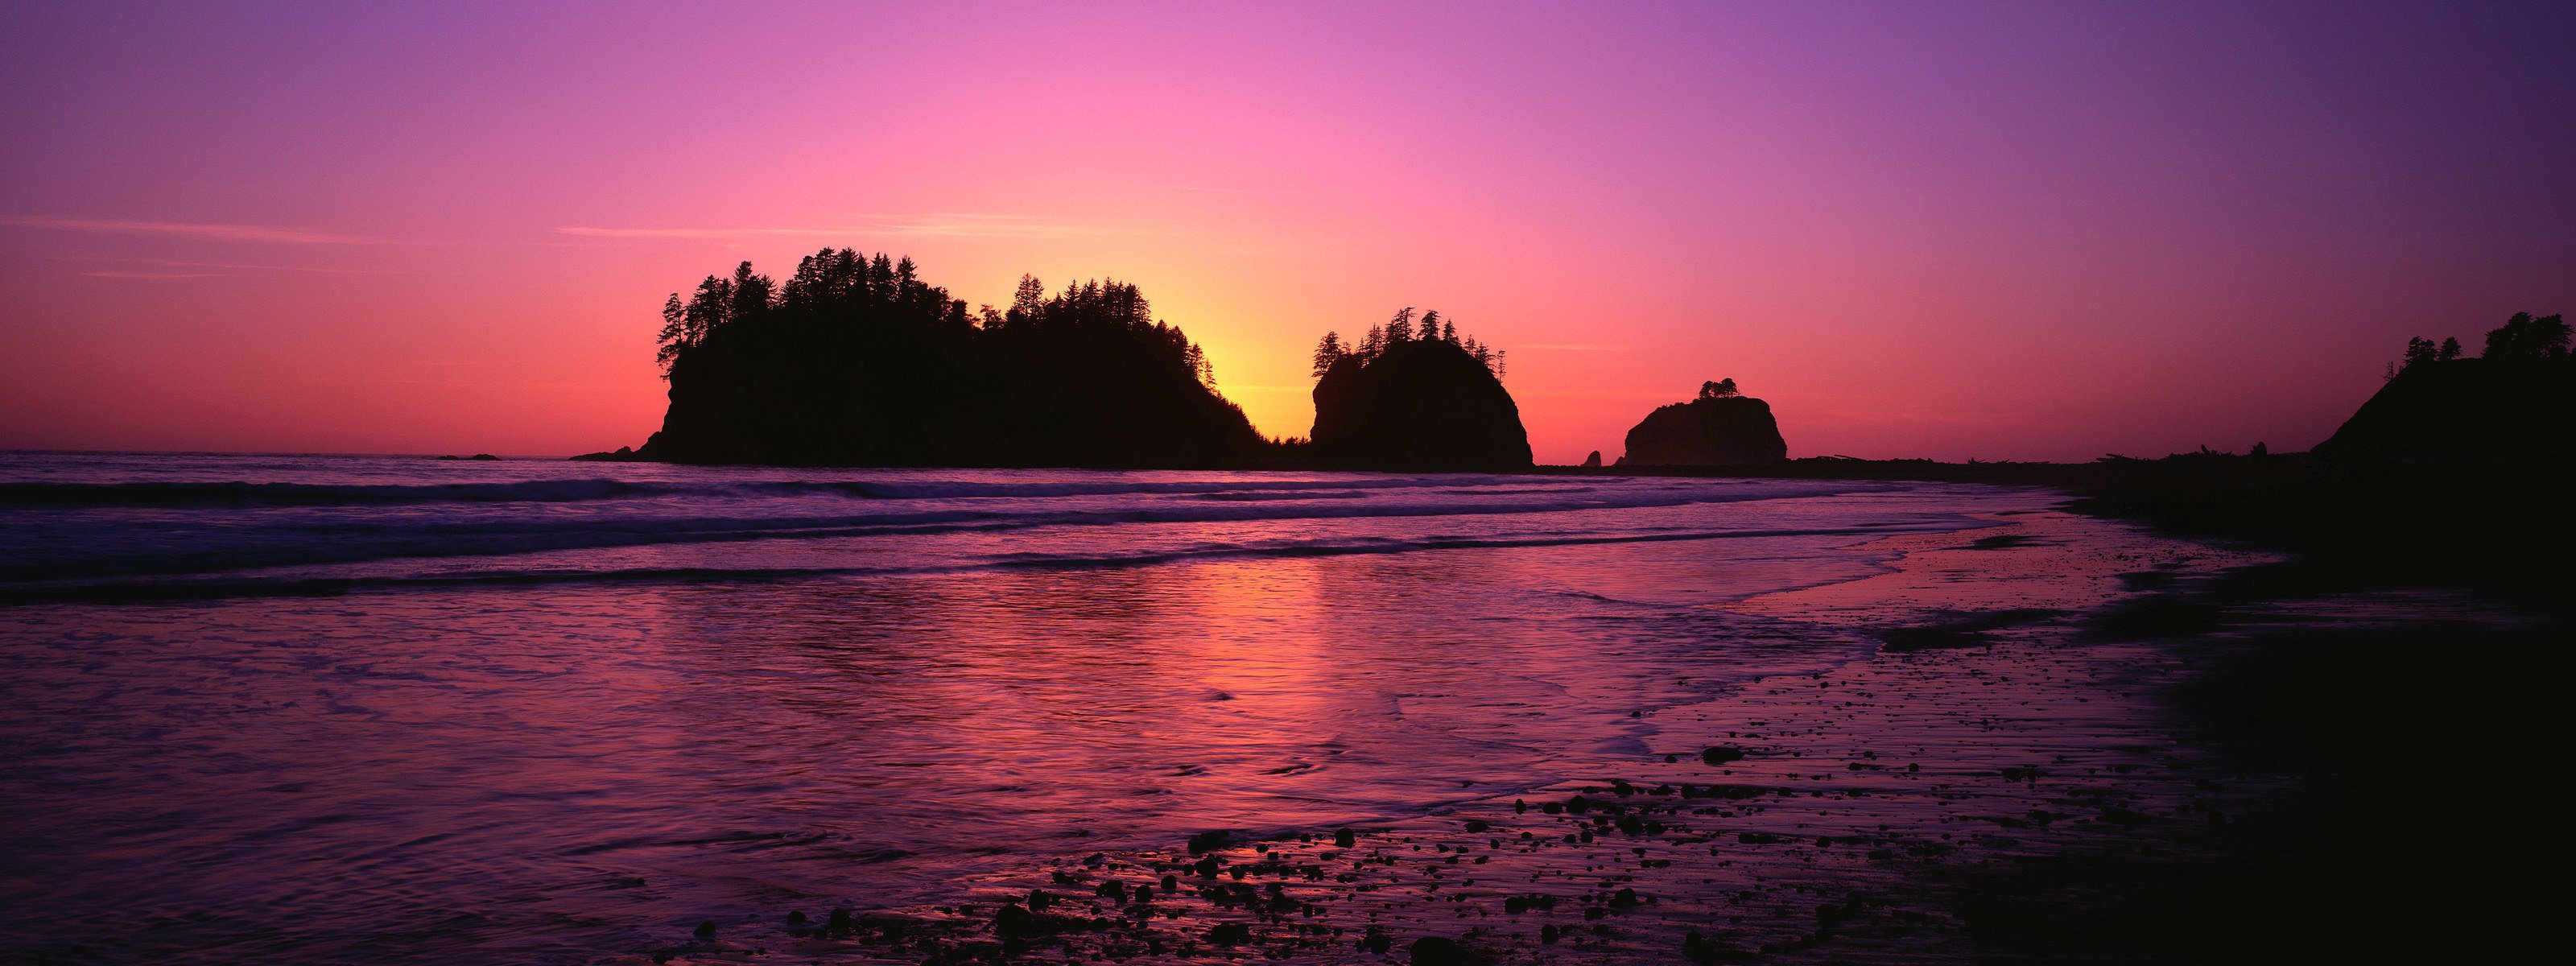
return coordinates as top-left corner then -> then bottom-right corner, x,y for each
630,251 -> 1264,468
1617,379 -> 1789,466
1306,310 -> 1533,472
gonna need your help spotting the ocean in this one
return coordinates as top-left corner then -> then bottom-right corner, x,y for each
0,451 -> 2065,963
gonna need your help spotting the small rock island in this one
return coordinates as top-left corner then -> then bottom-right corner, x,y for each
1306,310 -> 1534,472
1617,378 -> 1788,466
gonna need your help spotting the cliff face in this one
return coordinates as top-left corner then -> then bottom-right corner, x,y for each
1618,396 -> 1788,466
2315,357 -> 2575,463
1310,339 -> 1533,472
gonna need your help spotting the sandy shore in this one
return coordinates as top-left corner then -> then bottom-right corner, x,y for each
633,510 -> 2549,964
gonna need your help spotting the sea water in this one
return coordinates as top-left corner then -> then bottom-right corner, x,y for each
0,452 -> 2057,963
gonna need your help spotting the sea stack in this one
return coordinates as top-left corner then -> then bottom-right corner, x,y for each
1310,336 -> 1532,472
1617,379 -> 1788,467
630,253 -> 1263,468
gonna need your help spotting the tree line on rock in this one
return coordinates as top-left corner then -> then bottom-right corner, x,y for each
1310,308 -> 1504,381
639,250 -> 1261,467
2388,312 -> 2569,377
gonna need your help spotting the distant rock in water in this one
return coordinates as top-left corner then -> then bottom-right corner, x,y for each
2316,357 -> 2574,463
629,252 -> 1264,468
1308,324 -> 1532,472
1582,450 -> 1603,469
1618,381 -> 1788,466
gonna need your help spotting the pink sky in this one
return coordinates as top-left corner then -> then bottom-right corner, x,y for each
4,2 -> 2570,462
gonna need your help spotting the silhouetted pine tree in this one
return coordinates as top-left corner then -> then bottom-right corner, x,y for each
2403,337 -> 2439,369
1313,332 -> 1345,377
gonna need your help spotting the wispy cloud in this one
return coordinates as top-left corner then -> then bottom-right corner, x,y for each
10,216 -> 392,245
559,213 -> 1175,242
80,270 -> 232,279
56,256 -> 388,275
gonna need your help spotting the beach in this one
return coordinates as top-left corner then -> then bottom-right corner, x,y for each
667,511 -> 2545,965
0,456 -> 2551,964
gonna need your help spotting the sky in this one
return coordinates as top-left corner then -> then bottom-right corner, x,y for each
3,1 -> 2570,463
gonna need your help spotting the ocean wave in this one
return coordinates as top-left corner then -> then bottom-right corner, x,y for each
0,478 -> 681,508
0,522 -> 1946,605
0,473 -> 1613,510
0,480 -> 1902,584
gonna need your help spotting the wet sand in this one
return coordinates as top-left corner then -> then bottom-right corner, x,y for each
625,510 -> 2547,964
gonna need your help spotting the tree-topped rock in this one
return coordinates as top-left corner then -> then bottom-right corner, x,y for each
1307,309 -> 1533,472
1617,379 -> 1788,466
634,251 -> 1263,467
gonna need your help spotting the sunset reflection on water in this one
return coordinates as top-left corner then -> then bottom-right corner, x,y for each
0,460 -> 2058,962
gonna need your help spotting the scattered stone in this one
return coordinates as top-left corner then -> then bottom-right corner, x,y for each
1361,927 -> 1393,955
993,902 -> 1033,939
1683,928 -> 1744,964
1409,935 -> 1471,966
1206,922 -> 1252,945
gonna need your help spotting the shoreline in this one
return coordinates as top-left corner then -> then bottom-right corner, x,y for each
625,507 -> 2542,964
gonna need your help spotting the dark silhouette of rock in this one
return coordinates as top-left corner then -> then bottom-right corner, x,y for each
1310,338 -> 1531,472
1205,923 -> 1251,945
1408,935 -> 1470,966
993,902 -> 1034,939
469,453 -> 499,461
1360,927 -> 1393,955
1618,382 -> 1787,466
2316,356 -> 2574,464
631,253 -> 1265,468
1581,450 -> 1602,468
1683,928 -> 1747,964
